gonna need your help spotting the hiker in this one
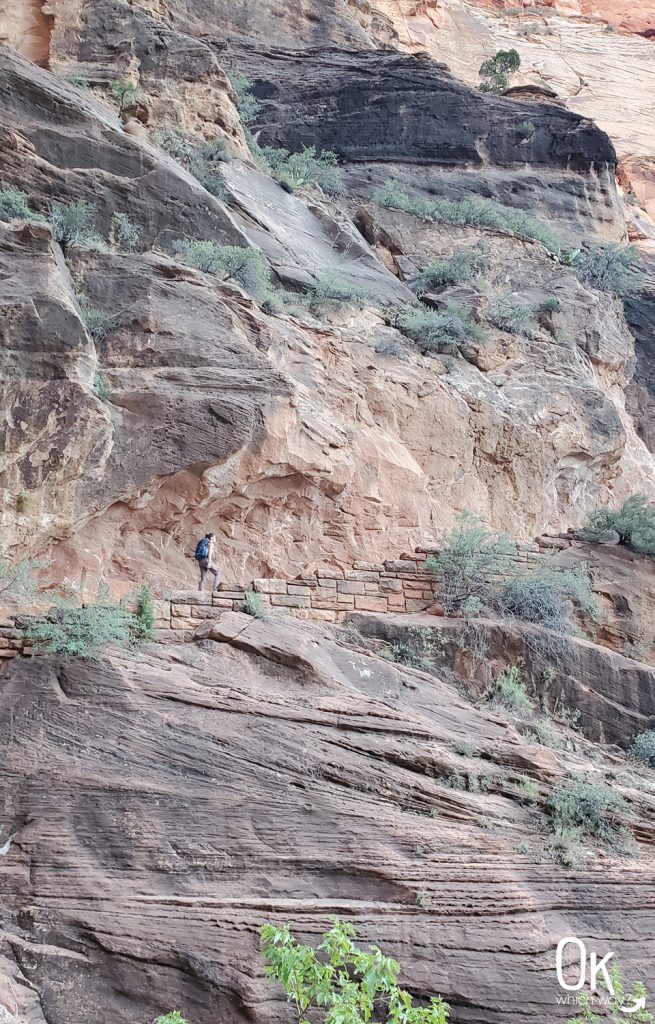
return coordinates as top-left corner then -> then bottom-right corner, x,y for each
194,532 -> 221,592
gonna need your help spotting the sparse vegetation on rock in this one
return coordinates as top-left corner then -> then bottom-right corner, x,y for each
242,588 -> 265,617
252,142 -> 344,196
487,292 -> 534,336
261,918 -> 450,1024
0,554 -> 38,602
24,584 -> 152,658
51,199 -> 103,250
487,664 -> 534,716
425,510 -> 516,613
172,239 -> 271,299
573,243 -> 644,295
580,494 -> 655,554
548,776 -> 631,854
109,79 -> 137,112
111,211 -> 139,251
398,303 -> 485,354
409,249 -> 483,294
307,272 -> 375,314
0,185 -> 46,223
630,730 -> 655,768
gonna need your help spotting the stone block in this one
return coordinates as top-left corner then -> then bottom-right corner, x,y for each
288,584 -> 312,596
212,591 -> 248,601
405,599 -> 431,612
317,578 -> 337,589
316,569 -> 344,580
354,596 -> 388,612
0,627 -> 21,639
352,560 -> 385,572
0,648 -> 17,658
312,599 -> 340,611
384,559 -> 417,572
169,591 -> 212,605
252,578 -> 289,594
344,570 -> 379,582
153,600 -> 170,618
337,580 -> 366,595
270,595 -> 311,608
154,618 -> 170,629
293,576 -> 317,588
171,616 -> 197,629
212,598 -> 238,609
172,603 -> 193,617
364,582 -> 381,593
191,606 -> 223,618
379,578 -> 402,593
387,594 -> 406,610
402,580 -> 430,592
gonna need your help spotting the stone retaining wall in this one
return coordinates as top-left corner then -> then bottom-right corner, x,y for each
0,532 -> 593,657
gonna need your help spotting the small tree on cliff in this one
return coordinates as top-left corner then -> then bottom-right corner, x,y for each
425,510 -> 516,613
261,917 -> 450,1024
479,49 -> 521,93
580,494 -> 655,555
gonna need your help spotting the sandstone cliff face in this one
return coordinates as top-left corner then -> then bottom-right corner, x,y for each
1,17 -> 653,585
2,619 -> 655,1024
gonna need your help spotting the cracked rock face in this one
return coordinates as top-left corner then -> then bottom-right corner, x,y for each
1,617 -> 655,1024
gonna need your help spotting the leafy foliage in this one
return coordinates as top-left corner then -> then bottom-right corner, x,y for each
51,199 -> 102,249
425,510 -> 516,612
228,70 -> 261,126
153,1014 -> 190,1024
374,181 -> 563,257
154,128 -> 229,198
522,718 -> 564,749
24,586 -> 149,658
516,120 -> 535,139
94,371 -> 111,402
487,664 -> 533,716
410,250 -> 483,295
487,292 -> 534,336
0,555 -> 38,602
630,730 -> 655,768
580,494 -> 655,554
499,563 -> 597,632
111,212 -> 139,251
260,917 -> 450,1024
251,142 -> 344,196
548,776 -> 631,851
384,626 -> 443,669
573,243 -> 644,295
109,79 -> 137,111
0,185 -> 46,223
172,240 -> 271,299
307,272 -> 375,314
479,48 -> 521,93
538,297 -> 561,313
566,962 -> 653,1023
242,589 -> 266,618
135,583 -> 155,640
79,296 -> 112,341
398,303 -> 485,354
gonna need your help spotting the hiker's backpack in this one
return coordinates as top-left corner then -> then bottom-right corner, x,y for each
195,537 -> 210,561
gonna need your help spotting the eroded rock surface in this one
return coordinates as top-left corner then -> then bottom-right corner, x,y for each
1,618 -> 655,1023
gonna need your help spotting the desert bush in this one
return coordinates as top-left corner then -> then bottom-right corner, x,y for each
0,555 -> 38,602
487,664 -> 534,716
523,718 -> 564,749
573,243 -> 644,295
373,181 -> 563,257
580,493 -> 655,554
548,776 -> 631,851
445,771 -> 492,792
261,918 -> 450,1024
512,776 -> 540,804
79,297 -> 112,341
0,185 -> 46,223
111,212 -> 139,251
109,79 -> 136,111
398,303 -> 485,353
134,583 -> 155,640
253,142 -> 344,196
479,48 -> 521,93
172,240 -> 270,299
93,371 -> 110,402
499,562 -> 597,632
154,127 -> 193,161
51,199 -> 102,249
61,69 -> 90,89
154,1014 -> 189,1024
425,510 -> 516,612
623,639 -> 652,662
25,593 -> 145,658
385,625 -> 443,669
16,491 -> 31,514
410,249 -> 483,294
154,128 -> 229,197
242,588 -> 265,618
516,120 -> 536,139
538,297 -> 561,313
487,292 -> 534,336
453,740 -> 481,757
228,70 -> 261,126
307,272 -> 375,314
629,730 -> 655,768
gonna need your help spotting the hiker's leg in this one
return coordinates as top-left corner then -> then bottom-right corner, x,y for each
198,563 -> 207,591
209,562 -> 221,590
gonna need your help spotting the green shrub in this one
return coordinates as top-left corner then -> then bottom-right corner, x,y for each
538,297 -> 561,313
242,588 -> 265,617
172,240 -> 270,299
580,493 -> 655,554
629,730 -> 655,768
154,129 -> 229,198
445,771 -> 491,792
16,491 -> 31,514
111,212 -> 139,251
512,776 -> 540,804
487,664 -> 534,716
516,120 -> 536,139
566,963 -> 651,1024
499,563 -> 597,633
307,272 -> 375,314
373,181 -> 563,256
410,249 -> 483,294
24,595 -> 145,658
62,69 -> 90,89
0,555 -> 38,601
384,625 -> 443,669
154,127 -> 193,161
79,297 -> 111,341
479,48 -> 521,93
523,718 -> 564,749
548,776 -> 630,850
487,292 -> 534,336
425,510 -> 516,612
0,185 -> 46,223
154,1014 -> 189,1024
261,918 -> 450,1024
134,583 -> 155,640
228,70 -> 261,126
398,303 -> 485,353
251,141 -> 344,196
573,243 -> 644,295
453,740 -> 480,757
51,199 -> 102,249
109,79 -> 136,111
